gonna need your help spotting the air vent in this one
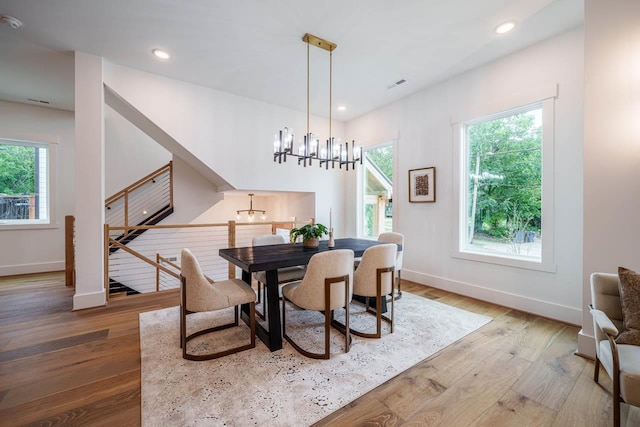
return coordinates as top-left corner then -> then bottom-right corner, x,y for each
28,98 -> 50,105
386,79 -> 407,89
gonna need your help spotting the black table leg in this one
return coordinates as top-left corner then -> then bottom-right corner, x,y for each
240,269 -> 283,351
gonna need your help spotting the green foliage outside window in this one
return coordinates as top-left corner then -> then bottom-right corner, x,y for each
467,109 -> 542,243
0,144 -> 35,195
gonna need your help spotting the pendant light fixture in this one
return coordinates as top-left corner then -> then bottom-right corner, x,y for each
273,33 -> 362,171
236,194 -> 266,222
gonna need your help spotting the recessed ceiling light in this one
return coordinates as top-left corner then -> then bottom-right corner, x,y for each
495,22 -> 515,34
337,105 -> 346,111
152,49 -> 170,60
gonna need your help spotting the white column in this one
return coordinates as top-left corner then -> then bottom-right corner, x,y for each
580,0 -> 640,356
73,52 -> 106,310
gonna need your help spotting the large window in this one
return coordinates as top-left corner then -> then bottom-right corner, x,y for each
0,138 -> 53,226
455,100 -> 555,271
359,143 -> 394,238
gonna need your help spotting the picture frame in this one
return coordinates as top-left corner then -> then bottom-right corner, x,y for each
408,167 -> 436,203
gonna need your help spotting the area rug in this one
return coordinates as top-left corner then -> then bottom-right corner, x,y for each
140,293 -> 492,426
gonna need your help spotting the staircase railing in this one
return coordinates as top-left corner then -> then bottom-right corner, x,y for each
105,161 -> 173,240
104,220 -> 299,300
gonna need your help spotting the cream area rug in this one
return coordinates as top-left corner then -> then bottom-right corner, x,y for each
140,292 -> 492,426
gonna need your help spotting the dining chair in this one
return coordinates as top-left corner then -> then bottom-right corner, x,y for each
252,234 -> 306,319
338,243 -> 396,338
180,248 -> 256,361
281,249 -> 354,359
377,232 -> 404,300
590,271 -> 640,426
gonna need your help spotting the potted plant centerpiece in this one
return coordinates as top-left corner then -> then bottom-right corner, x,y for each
290,223 -> 328,248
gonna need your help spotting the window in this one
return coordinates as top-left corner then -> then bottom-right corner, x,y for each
0,138 -> 54,227
455,100 -> 555,271
359,143 -> 394,238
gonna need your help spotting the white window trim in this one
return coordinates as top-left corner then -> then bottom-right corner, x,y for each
451,98 -> 556,273
0,137 -> 58,230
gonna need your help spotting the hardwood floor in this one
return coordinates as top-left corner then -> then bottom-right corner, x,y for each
0,272 -> 638,426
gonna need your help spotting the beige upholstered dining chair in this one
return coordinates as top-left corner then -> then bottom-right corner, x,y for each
281,249 -> 354,359
252,234 -> 306,319
341,243 -> 396,338
590,272 -> 640,427
377,232 -> 404,300
180,248 -> 256,361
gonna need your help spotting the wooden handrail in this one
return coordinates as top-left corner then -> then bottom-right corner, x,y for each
105,161 -> 172,206
107,220 -> 297,232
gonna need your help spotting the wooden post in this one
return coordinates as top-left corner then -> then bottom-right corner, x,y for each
156,253 -> 160,292
64,215 -> 75,287
228,220 -> 236,279
168,160 -> 174,209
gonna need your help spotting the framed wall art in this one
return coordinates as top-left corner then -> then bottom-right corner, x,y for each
408,167 -> 436,203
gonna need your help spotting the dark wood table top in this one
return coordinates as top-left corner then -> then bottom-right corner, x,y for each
219,237 -> 396,272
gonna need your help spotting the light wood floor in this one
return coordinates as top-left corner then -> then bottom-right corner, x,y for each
0,273 -> 638,426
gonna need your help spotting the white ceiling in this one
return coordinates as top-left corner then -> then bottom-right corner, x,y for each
0,0 -> 583,121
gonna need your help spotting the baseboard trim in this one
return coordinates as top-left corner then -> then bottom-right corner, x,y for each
403,269 -> 582,325
0,261 -> 65,277
73,290 -> 106,310
577,329 -> 596,358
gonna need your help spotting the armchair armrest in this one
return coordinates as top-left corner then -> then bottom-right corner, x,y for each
590,306 -> 619,337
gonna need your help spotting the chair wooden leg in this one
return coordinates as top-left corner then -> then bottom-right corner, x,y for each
283,274 -> 350,360
341,267 -> 394,339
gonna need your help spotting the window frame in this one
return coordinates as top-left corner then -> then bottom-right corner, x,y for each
0,137 -> 58,230
452,98 -> 556,272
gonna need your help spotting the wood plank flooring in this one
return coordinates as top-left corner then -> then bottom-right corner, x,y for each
1,272 -> 638,426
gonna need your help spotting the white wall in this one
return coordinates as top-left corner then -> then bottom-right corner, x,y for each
105,105 -> 171,197
580,0 -> 640,356
346,28 -> 585,325
0,100 -> 75,276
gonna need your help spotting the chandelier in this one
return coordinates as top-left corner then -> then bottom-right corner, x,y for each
236,193 -> 266,222
273,33 -> 362,171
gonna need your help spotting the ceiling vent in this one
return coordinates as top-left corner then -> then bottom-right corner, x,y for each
0,15 -> 23,29
386,79 -> 407,89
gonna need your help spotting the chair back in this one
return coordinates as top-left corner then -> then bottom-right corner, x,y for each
295,249 -> 354,311
354,243 -> 397,296
181,248 -> 225,312
591,272 -> 624,339
252,234 -> 286,246
378,232 -> 403,271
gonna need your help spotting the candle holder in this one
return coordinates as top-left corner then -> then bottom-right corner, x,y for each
328,229 -> 335,248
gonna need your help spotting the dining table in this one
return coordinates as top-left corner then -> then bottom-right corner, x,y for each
219,237 -> 398,352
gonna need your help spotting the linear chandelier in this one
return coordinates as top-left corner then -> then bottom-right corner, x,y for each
273,33 -> 362,171
236,193 -> 266,222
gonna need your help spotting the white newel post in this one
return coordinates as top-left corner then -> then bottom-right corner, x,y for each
73,52 -> 106,310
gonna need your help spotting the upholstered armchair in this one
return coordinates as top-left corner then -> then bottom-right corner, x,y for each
281,249 -> 354,359
590,272 -> 640,426
377,232 -> 404,300
252,234 -> 306,319
344,243 -> 396,338
180,248 -> 256,361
